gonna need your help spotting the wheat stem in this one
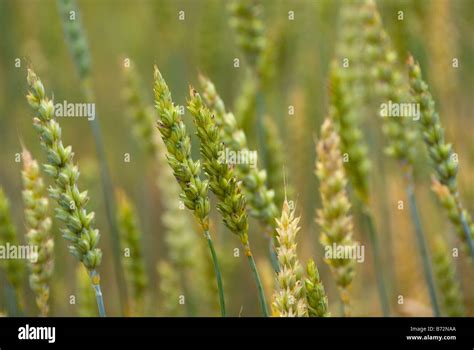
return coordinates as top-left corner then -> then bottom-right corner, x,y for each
361,208 -> 390,316
204,231 -> 226,317
247,250 -> 270,317
406,175 -> 440,317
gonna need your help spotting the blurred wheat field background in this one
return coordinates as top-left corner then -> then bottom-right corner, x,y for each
0,0 -> 473,317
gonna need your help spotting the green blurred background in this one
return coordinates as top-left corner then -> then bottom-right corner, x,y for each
0,0 -> 473,316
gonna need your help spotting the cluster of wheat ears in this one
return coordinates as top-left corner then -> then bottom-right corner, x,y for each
0,0 -> 471,317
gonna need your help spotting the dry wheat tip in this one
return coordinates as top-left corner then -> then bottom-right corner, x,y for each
187,88 -> 249,247
26,69 -> 102,276
272,199 -> 308,317
21,148 -> 54,316
153,66 -> 210,231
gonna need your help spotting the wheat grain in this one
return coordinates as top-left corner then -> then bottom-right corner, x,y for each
272,199 -> 307,317
315,118 -> 356,316
21,148 -> 54,317
26,69 -> 106,316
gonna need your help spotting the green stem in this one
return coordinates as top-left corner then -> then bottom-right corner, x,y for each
92,284 -> 106,317
205,231 -> 226,317
89,271 -> 106,317
361,208 -> 390,317
406,177 -> 441,317
457,205 -> 474,258
246,248 -> 269,317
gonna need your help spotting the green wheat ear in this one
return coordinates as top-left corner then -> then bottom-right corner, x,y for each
116,189 -> 148,315
199,75 -> 277,229
432,236 -> 464,317
187,87 -> 269,316
26,68 -> 105,317
408,57 -> 474,258
21,148 -> 54,317
154,66 -> 226,317
0,188 -> 26,308
305,258 -> 330,317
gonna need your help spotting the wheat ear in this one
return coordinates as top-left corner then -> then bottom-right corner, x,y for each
272,199 -> 308,317
432,236 -> 464,317
57,0 -> 129,313
21,148 -> 54,316
26,69 -> 105,317
0,188 -> 25,312
305,258 -> 330,317
188,88 -> 269,316
116,190 -> 148,315
153,67 -> 226,316
408,57 -> 474,258
362,0 -> 440,316
315,118 -> 356,317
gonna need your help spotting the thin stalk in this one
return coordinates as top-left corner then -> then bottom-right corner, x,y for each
205,231 -> 226,317
406,177 -> 441,317
91,284 -> 106,318
361,208 -> 390,317
246,248 -> 269,317
458,209 -> 474,258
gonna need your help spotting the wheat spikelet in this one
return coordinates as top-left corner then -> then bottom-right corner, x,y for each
188,88 -> 249,246
26,69 -> 105,316
329,63 -> 370,204
153,67 -> 210,230
188,88 -> 269,316
0,188 -> 25,303
315,118 -> 356,316
305,258 -> 330,317
116,190 -> 148,314
21,148 -> 54,316
432,236 -> 464,317
199,75 -> 277,228
272,200 -> 307,317
229,0 -> 266,70
408,57 -> 474,256
154,67 -> 227,316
